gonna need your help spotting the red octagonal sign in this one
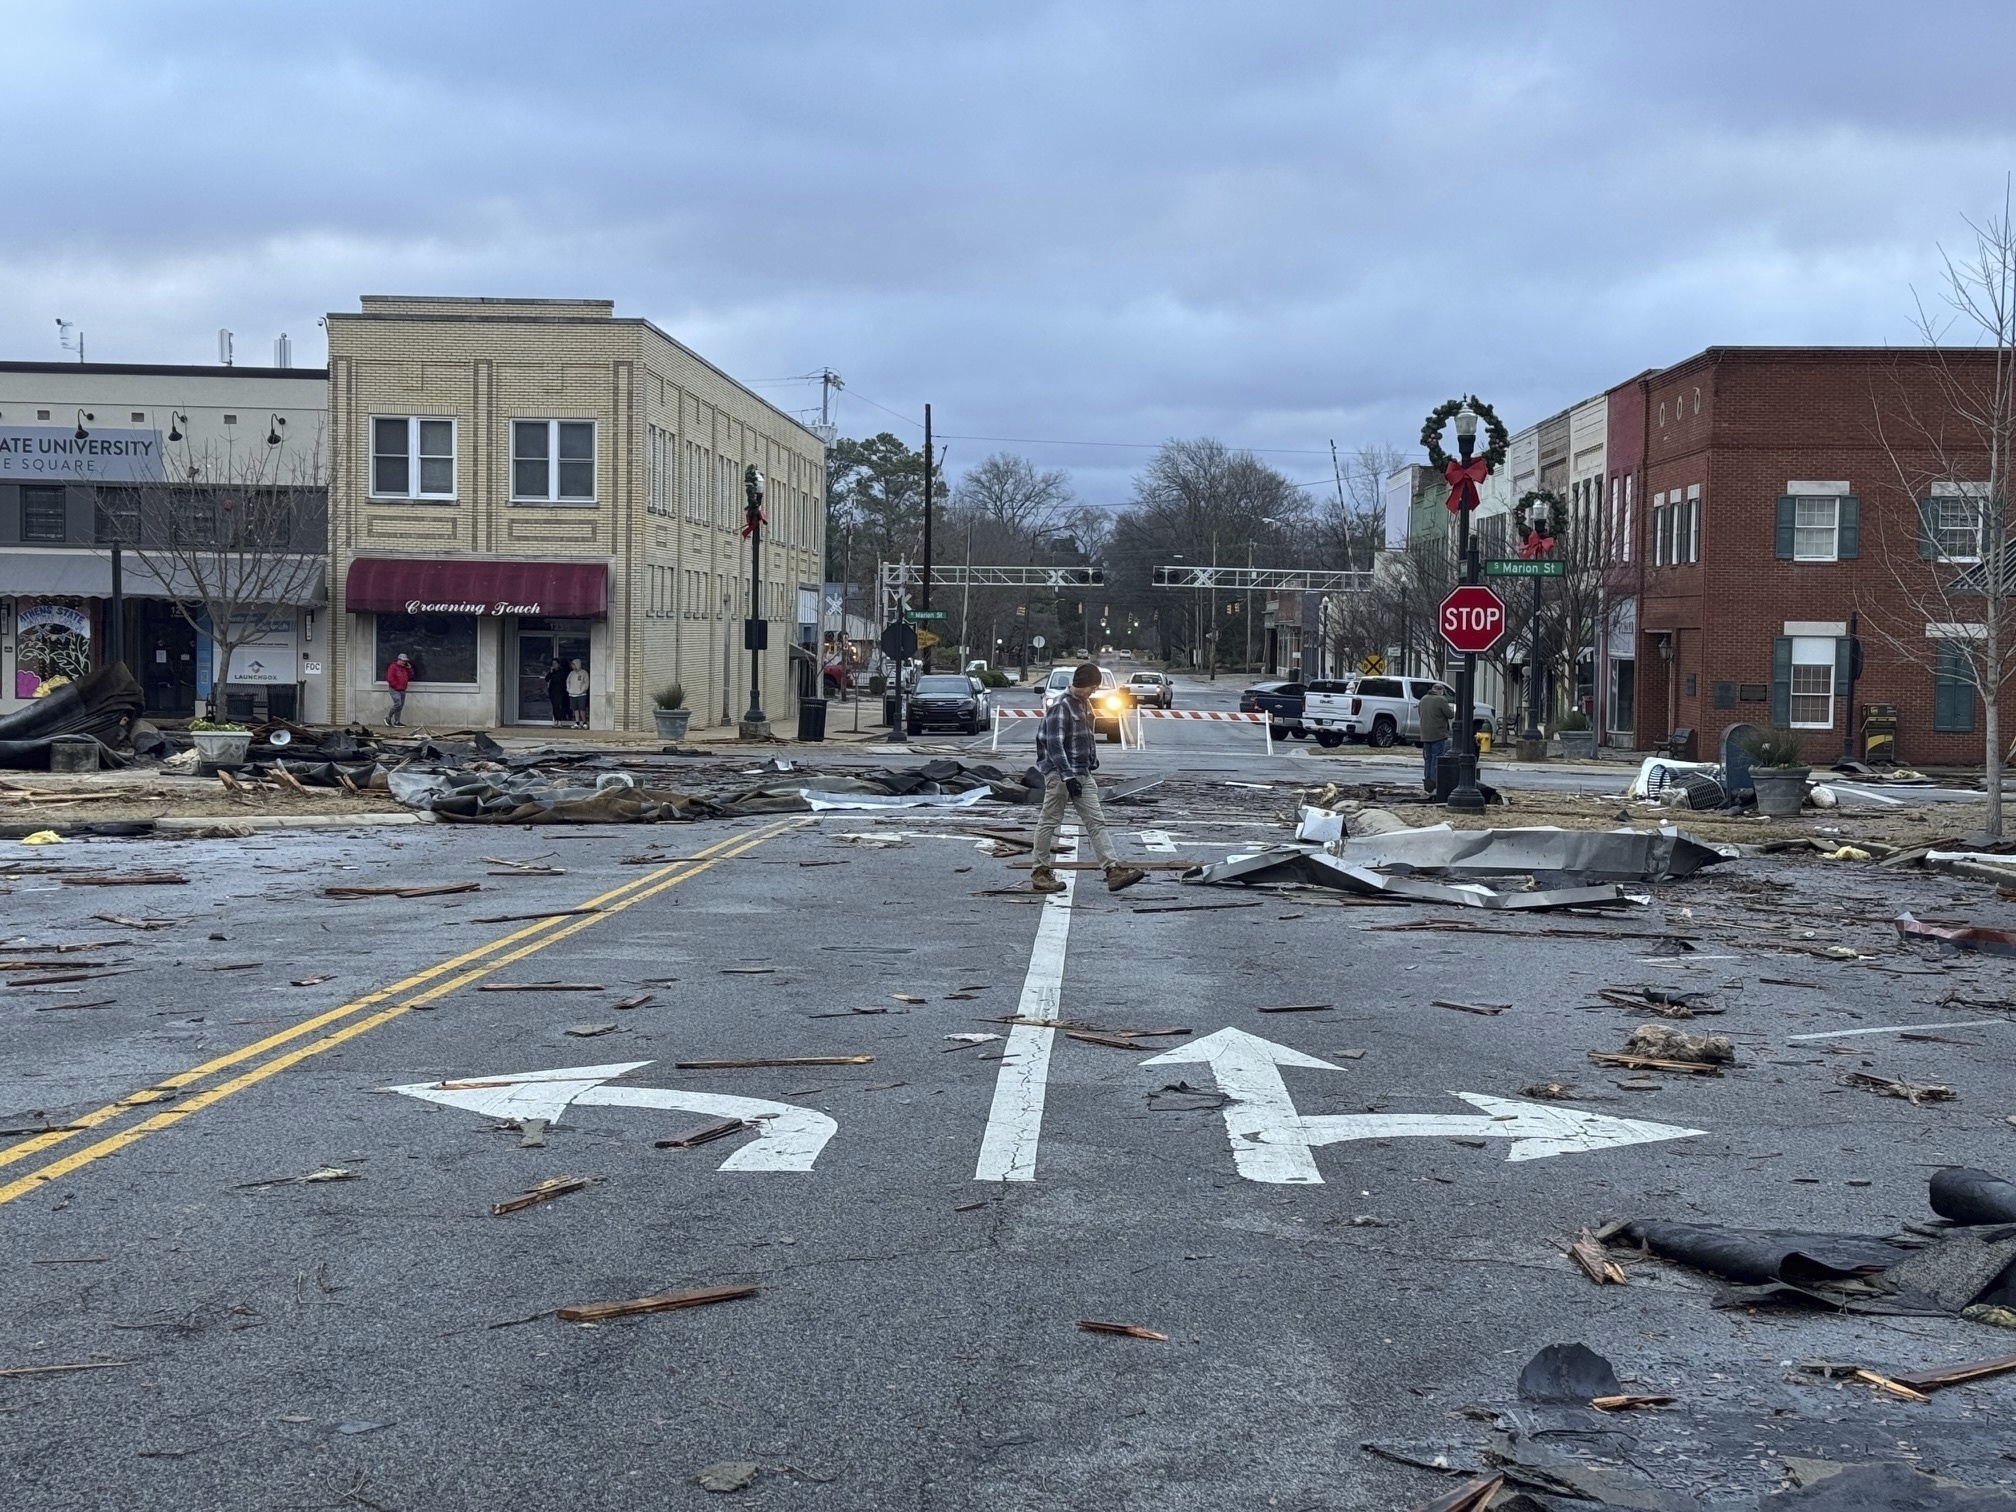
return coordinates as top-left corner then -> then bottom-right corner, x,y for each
1439,584 -> 1507,654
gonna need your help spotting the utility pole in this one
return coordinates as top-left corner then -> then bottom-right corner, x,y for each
920,404 -> 933,671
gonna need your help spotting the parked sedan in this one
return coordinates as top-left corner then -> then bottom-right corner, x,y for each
1238,680 -> 1307,738
1125,670 -> 1173,709
907,674 -> 993,735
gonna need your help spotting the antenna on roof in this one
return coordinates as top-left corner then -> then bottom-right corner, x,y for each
219,329 -> 234,366
55,318 -> 83,363
273,333 -> 292,368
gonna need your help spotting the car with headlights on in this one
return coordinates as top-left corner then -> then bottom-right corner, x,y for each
1040,665 -> 1133,742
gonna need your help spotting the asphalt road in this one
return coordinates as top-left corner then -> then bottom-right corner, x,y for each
4,800 -> 2016,1510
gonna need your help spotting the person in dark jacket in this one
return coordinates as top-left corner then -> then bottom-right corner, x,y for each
1417,684 -> 1453,791
544,659 -> 570,726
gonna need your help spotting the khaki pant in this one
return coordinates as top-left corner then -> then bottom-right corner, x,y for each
1032,773 -> 1119,868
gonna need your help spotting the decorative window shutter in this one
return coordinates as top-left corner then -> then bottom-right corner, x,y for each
1918,498 -> 1938,560
1837,497 -> 1860,559
1771,636 -> 1793,726
1774,497 -> 1796,558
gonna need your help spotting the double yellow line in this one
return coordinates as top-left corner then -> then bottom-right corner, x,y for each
0,818 -> 802,1208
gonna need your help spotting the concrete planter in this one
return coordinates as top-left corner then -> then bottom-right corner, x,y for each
653,707 -> 692,741
1557,730 -> 1597,759
1752,765 -> 1811,819
191,730 -> 251,767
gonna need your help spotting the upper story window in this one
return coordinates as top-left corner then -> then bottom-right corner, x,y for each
1923,482 -> 1988,562
1775,487 -> 1860,562
372,416 -> 456,500
513,420 -> 595,503
1649,487 -> 1701,565
21,486 -> 67,542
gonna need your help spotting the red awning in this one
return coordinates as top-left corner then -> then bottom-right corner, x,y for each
344,557 -> 609,618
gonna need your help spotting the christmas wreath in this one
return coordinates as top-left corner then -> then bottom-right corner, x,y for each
1514,489 -> 1563,557
1420,396 -> 1509,472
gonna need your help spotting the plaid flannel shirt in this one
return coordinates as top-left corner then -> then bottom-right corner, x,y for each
1036,691 -> 1099,778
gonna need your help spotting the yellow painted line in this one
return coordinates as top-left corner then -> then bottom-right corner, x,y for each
0,825 -> 763,1173
0,818 -> 804,1207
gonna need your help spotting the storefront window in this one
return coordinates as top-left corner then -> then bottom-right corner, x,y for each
374,613 -> 479,684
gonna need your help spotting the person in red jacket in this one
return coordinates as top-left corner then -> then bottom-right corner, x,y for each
384,652 -> 412,727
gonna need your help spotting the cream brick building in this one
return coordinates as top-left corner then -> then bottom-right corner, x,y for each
325,296 -> 825,731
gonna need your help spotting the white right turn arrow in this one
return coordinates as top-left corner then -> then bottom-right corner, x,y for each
1142,1029 -> 1703,1184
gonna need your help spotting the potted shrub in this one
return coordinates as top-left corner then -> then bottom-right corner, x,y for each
652,684 -> 691,741
189,718 -> 252,767
1740,726 -> 1811,818
1556,710 -> 1597,759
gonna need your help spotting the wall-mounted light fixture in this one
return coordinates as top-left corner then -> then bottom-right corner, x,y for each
166,412 -> 187,442
266,414 -> 287,446
74,410 -> 94,440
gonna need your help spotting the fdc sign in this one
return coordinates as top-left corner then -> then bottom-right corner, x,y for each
1438,585 -> 1507,654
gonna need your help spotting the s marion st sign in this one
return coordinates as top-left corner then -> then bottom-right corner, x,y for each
0,427 -> 163,482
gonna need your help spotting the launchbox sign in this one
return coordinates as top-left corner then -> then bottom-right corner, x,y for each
0,427 -> 164,481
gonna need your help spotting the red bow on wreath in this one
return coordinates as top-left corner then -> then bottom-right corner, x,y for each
1442,456 -> 1488,513
739,507 -> 768,541
1517,529 -> 1556,560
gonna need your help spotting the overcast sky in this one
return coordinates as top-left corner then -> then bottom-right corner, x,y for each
7,1 -> 2013,506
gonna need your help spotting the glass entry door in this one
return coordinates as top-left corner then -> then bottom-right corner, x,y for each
510,619 -> 591,725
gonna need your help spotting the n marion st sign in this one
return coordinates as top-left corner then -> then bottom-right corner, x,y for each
0,427 -> 164,481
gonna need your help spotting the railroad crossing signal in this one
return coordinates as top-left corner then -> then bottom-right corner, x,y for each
1438,585 -> 1507,654
1357,653 -> 1385,675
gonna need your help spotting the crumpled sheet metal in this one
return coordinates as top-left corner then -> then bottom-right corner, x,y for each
1625,756 -> 1720,800
1182,847 -> 1631,911
1331,825 -> 1728,882
1897,914 -> 2016,959
0,663 -> 143,768
387,767 -> 725,824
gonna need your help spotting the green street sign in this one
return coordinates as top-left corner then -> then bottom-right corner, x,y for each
903,609 -> 949,621
1485,558 -> 1565,578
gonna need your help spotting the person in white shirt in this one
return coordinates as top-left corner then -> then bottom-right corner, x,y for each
565,659 -> 590,728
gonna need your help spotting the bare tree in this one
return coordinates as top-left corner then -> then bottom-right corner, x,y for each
952,452 -> 1074,539
118,431 -> 327,721
1867,199 -> 2016,836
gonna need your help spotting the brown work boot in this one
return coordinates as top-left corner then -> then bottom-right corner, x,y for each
1030,865 -> 1065,894
1104,863 -> 1147,893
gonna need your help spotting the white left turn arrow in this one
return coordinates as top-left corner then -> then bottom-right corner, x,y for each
1142,1030 -> 1703,1184
386,1061 -> 838,1172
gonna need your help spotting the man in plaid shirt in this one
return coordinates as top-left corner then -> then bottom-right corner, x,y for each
1030,664 -> 1147,894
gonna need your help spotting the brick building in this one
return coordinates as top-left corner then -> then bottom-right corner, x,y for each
1619,347 -> 2004,766
325,296 -> 825,732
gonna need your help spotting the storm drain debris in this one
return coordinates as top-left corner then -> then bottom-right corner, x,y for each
557,1282 -> 758,1323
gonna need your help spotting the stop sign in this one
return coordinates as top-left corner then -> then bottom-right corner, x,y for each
1439,585 -> 1506,654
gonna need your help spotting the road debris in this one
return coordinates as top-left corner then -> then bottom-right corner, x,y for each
1076,1320 -> 1167,1341
517,1119 -> 548,1148
655,1119 -> 753,1149
556,1282 -> 758,1323
1589,1393 -> 1676,1411
468,906 -> 604,924
92,913 -> 175,931
1516,1342 -> 1621,1403
1887,1350 -> 2016,1391
492,1176 -> 591,1215
1841,1070 -> 1955,1104
1257,1003 -> 1331,1013
0,1360 -> 134,1378
1434,999 -> 1507,1016
1598,986 -> 1720,1017
58,872 -> 188,886
1621,1023 -> 1736,1064
478,982 -> 605,992
290,975 -> 334,987
1569,1229 -> 1628,1285
563,1023 -> 620,1038
696,1462 -> 760,1494
1148,1081 -> 1231,1111
1851,1367 -> 1931,1403
1406,1475 -> 1503,1512
613,993 -> 655,1010
1895,914 -> 2016,959
944,1033 -> 1001,1044
1931,1166 -> 2016,1223
234,1166 -> 358,1189
323,881 -> 481,899
674,1056 -> 873,1069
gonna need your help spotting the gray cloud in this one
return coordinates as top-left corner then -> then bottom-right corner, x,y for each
8,0 -> 2014,504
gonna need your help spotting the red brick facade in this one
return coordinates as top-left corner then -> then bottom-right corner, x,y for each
1625,347 -> 2004,766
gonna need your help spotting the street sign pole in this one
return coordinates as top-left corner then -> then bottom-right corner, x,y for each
1451,503 -> 1485,814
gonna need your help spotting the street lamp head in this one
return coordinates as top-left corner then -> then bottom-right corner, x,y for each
743,464 -> 766,506
1452,404 -> 1479,442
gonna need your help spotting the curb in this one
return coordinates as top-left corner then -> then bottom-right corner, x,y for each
154,812 -> 436,832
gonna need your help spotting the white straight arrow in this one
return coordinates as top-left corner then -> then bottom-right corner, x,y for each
1141,1029 -> 1702,1184
386,1061 -> 838,1172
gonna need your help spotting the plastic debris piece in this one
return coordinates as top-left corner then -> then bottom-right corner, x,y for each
20,831 -> 64,846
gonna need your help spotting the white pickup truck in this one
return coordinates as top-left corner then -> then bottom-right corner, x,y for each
1301,675 -> 1497,749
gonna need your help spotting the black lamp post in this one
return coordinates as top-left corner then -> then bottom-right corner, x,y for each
740,464 -> 770,736
1446,404 -> 1488,815
1523,495 -> 1551,745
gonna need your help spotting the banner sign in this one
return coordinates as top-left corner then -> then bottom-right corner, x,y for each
0,427 -> 164,482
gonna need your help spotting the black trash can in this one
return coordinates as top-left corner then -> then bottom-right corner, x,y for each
882,694 -> 900,728
797,697 -> 828,742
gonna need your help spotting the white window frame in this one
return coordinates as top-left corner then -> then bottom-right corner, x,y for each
510,419 -> 598,505
1684,484 -> 1702,563
1930,481 -> 1988,563
1791,496 -> 1840,562
1788,635 -> 1835,729
369,415 -> 458,501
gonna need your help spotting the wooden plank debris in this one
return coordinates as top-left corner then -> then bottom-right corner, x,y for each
324,881 -> 481,899
59,873 -> 188,887
492,1176 -> 591,1216
675,1056 -> 873,1070
1435,999 -> 1508,1016
556,1283 -> 758,1324
476,982 -> 605,992
0,1360 -> 133,1379
469,907 -> 604,924
1076,1320 -> 1168,1341
1569,1230 -> 1628,1285
654,1119 -> 751,1150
